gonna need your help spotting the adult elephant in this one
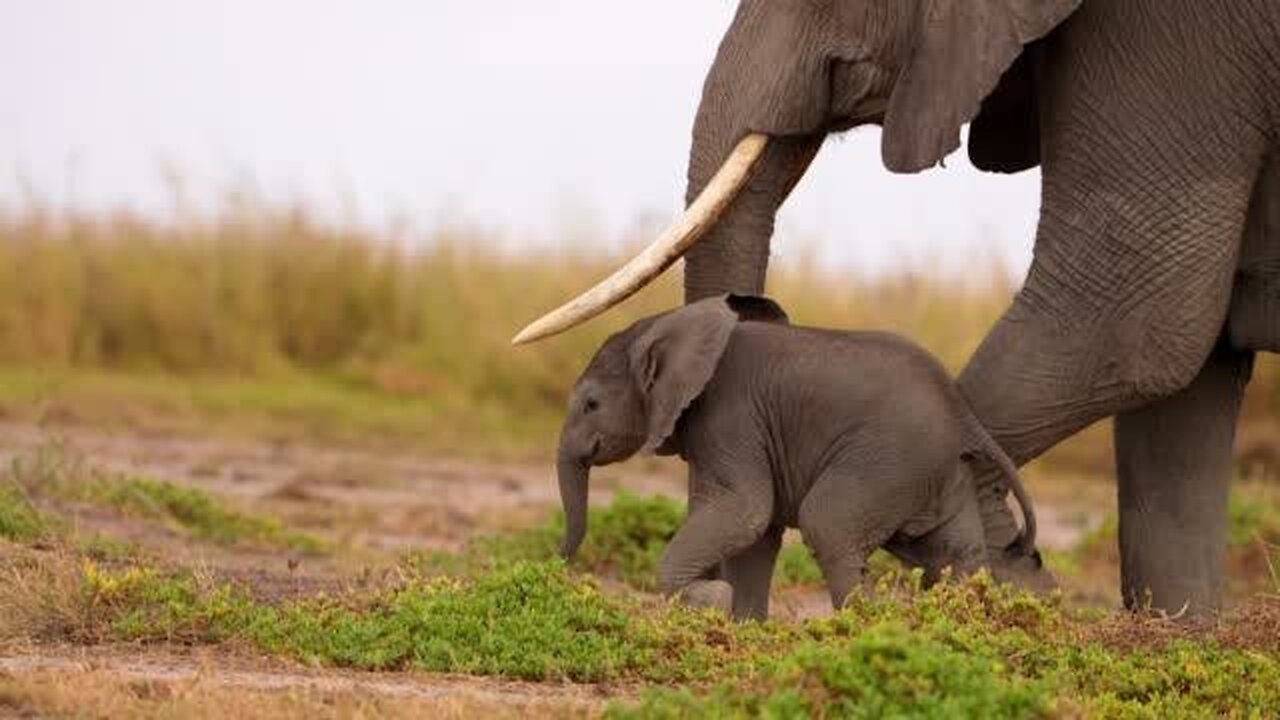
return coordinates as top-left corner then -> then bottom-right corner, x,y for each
516,0 -> 1280,615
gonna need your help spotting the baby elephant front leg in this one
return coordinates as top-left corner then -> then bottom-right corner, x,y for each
659,490 -> 771,617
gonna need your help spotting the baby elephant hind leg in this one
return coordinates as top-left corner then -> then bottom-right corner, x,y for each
898,483 -> 988,587
797,464 -> 919,611
721,526 -> 783,621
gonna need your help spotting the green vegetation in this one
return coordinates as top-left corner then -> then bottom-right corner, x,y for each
616,573 -> 1280,719
1067,480 -> 1280,598
6,444 -> 325,554
4,475 -> 1279,717
1227,480 -> 1280,546
74,559 -> 789,683
9,555 -> 1272,717
77,535 -> 142,563
0,481 -> 52,542
76,475 -> 324,553
776,542 -> 826,586
416,492 -> 825,591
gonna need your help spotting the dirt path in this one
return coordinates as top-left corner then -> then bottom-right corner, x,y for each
0,421 -> 683,553
0,420 -> 1098,554
0,419 -> 1102,605
0,646 -> 606,717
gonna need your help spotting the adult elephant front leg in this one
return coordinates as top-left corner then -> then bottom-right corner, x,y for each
683,133 -> 824,302
1114,341 -> 1254,614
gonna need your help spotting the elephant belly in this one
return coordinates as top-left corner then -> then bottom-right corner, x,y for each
1229,152 -> 1280,352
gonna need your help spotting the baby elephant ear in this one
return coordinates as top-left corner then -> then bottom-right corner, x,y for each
726,294 -> 790,324
629,296 -> 739,454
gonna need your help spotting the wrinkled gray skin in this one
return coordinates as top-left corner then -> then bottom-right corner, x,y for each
678,0 -> 1280,615
558,295 -> 1047,620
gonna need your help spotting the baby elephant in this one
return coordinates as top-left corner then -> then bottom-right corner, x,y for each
556,294 -> 1045,620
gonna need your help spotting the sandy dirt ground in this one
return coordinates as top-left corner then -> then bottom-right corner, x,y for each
0,420 -> 1106,715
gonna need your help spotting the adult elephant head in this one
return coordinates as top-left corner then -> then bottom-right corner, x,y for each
514,0 -> 1078,342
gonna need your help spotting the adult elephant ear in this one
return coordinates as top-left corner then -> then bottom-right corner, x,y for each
628,297 -> 738,454
881,0 -> 1081,174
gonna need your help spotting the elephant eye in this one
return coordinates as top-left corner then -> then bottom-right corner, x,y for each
583,398 -> 599,414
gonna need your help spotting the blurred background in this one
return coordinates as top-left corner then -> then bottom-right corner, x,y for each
0,1 -> 1275,483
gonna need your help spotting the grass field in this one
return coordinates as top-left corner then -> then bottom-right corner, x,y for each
1,202 -> 1278,717
2,203 -> 1276,470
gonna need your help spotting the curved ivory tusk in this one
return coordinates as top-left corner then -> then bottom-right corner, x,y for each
512,133 -> 769,345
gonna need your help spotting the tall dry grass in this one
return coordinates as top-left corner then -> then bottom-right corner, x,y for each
0,202 -> 1275,468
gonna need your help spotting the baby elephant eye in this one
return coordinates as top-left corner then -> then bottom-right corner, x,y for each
583,398 -> 600,414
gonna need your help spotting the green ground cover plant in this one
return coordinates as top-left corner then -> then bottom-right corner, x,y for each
68,558 -> 794,683
7,552 -> 1273,718
1066,480 -> 1280,598
415,492 -> 826,591
0,480 -> 51,542
6,444 -> 325,554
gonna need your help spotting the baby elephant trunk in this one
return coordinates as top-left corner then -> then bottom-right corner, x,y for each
557,450 -> 590,560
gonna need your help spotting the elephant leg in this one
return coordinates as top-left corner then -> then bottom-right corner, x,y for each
901,488 -> 988,587
720,526 -> 783,621
798,463 -> 917,611
659,481 -> 772,615
1114,341 -> 1254,615
957,170 -> 1254,600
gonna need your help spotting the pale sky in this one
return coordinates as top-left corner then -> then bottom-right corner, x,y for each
0,1 -> 1042,276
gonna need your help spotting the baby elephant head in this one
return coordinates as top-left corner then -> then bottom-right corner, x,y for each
556,295 -> 787,559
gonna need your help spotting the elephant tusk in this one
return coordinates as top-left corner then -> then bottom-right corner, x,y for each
511,133 -> 769,345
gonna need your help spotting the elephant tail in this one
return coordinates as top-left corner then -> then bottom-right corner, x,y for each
962,413 -> 1037,557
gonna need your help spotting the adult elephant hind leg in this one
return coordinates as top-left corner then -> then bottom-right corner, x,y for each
958,166 -> 1256,586
1115,341 -> 1254,616
720,526 -> 783,621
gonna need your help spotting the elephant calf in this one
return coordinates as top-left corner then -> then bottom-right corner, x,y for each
556,295 -> 1043,620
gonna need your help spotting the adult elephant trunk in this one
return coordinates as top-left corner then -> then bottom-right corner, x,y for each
557,450 -> 590,560
681,126 -> 824,304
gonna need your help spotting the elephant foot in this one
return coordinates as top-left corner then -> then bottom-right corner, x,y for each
676,579 -> 734,615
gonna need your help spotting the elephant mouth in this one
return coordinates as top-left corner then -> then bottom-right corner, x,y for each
511,134 -> 770,345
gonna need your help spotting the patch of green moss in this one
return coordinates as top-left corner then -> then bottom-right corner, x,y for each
613,573 -> 1280,719
77,535 -> 142,562
65,558 -> 1280,715
1066,481 -> 1280,598
614,624 -> 1052,719
411,492 -> 681,589
83,475 -> 324,554
1227,482 -> 1280,546
9,444 -> 325,554
80,559 -> 789,682
775,542 -> 824,586
419,492 -> 834,592
0,481 -> 51,542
